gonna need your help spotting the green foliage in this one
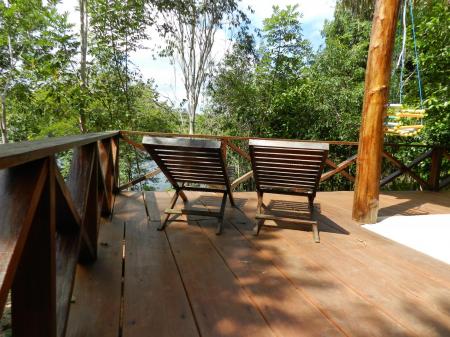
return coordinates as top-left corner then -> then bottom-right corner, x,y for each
388,1 -> 449,142
0,0 -> 181,142
411,0 -> 449,145
0,0 -> 448,193
0,0 -> 79,142
206,3 -> 371,142
205,1 -> 449,191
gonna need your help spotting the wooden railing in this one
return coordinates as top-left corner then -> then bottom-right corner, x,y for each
120,130 -> 450,192
0,130 -> 449,336
0,132 -> 119,337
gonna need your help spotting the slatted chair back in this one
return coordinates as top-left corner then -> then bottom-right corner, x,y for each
142,136 -> 230,188
249,139 -> 329,196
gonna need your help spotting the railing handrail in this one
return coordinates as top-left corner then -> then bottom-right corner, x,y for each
1,130 -> 446,171
0,132 -> 119,336
0,131 -> 119,170
120,130 -> 450,149
118,130 -> 450,192
120,130 -> 360,145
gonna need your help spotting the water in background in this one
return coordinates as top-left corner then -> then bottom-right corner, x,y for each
143,160 -> 172,191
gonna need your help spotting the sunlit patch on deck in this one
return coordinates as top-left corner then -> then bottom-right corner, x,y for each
364,214 -> 450,265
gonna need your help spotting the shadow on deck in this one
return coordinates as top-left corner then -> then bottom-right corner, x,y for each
66,190 -> 450,337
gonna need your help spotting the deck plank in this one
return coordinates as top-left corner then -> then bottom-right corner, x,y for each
191,193 -> 347,337
315,192 -> 450,283
231,191 -> 450,337
198,192 -> 413,337
66,215 -> 123,337
66,190 -> 450,337
148,191 -> 276,337
122,191 -> 199,337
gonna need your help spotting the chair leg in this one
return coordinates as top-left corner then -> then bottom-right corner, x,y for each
216,192 -> 228,235
253,219 -> 264,236
179,190 -> 188,203
228,190 -> 236,207
308,195 -> 314,218
309,195 -> 320,242
253,191 -> 265,235
158,190 -> 180,231
312,222 -> 320,243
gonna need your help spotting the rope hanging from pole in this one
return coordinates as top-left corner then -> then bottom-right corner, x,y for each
408,0 -> 424,109
385,0 -> 425,137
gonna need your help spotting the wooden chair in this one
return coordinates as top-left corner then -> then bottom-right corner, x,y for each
142,136 -> 235,234
249,139 -> 329,242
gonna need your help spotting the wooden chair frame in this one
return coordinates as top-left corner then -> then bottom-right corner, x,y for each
249,139 -> 329,242
142,136 -> 235,234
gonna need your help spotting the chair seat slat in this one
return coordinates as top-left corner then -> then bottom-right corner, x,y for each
249,139 -> 328,150
165,162 -> 223,169
172,173 -> 226,181
255,161 -> 321,169
160,156 -> 222,163
254,165 -> 320,175
169,167 -> 224,175
176,178 -> 226,185
255,170 -> 318,179
256,174 -> 317,184
249,139 -> 328,240
259,180 -> 316,188
253,152 -> 325,160
253,155 -> 323,164
252,147 -> 326,156
155,150 -> 221,159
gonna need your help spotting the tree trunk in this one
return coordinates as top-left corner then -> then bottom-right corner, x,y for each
79,0 -> 88,133
352,0 -> 401,223
1,93 -> 8,144
189,113 -> 195,134
2,8 -> 13,144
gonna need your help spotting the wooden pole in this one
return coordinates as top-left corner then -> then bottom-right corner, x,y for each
352,0 -> 401,223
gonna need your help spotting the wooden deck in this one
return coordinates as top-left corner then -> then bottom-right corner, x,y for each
66,190 -> 450,337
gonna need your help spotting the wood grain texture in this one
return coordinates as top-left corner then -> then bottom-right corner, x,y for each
123,192 -> 199,337
0,132 -> 118,169
321,155 -> 357,182
193,192 -> 343,337
11,158 -> 56,337
65,190 -> 450,337
302,192 -> 450,336
65,217 -> 123,337
0,159 -> 48,314
154,192 -> 275,337
66,144 -> 98,262
353,0 -> 401,223
428,148 -> 444,191
380,149 -> 432,187
382,151 -> 429,189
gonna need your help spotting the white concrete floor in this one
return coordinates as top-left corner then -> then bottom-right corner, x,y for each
363,214 -> 450,265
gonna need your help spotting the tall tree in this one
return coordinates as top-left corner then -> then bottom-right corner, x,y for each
0,0 -> 76,143
257,5 -> 312,116
160,0 -> 248,134
79,0 -> 88,132
87,0 -> 151,129
341,0 -> 375,20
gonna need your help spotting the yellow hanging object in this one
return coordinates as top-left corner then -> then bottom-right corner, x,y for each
384,104 -> 426,137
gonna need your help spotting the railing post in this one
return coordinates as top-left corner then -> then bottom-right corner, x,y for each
429,147 -> 444,191
112,135 -> 120,193
11,158 -> 57,337
98,138 -> 114,214
67,144 -> 98,263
